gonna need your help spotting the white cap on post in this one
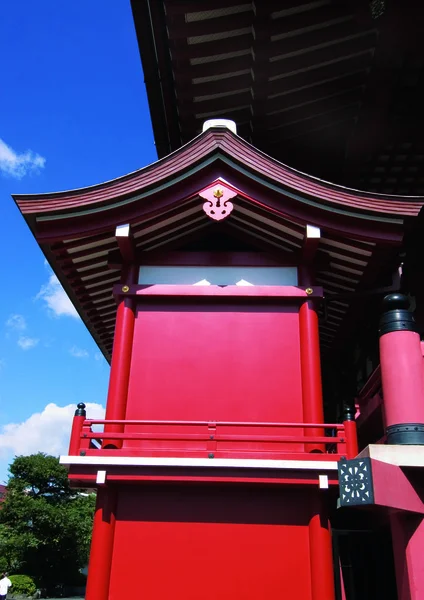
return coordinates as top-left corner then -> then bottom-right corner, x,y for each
202,119 -> 237,135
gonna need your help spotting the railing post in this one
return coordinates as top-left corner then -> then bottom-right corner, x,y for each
207,422 -> 217,458
68,403 -> 86,456
80,423 -> 92,454
343,405 -> 358,459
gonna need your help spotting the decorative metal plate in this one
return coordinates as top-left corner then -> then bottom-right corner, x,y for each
338,457 -> 374,506
200,181 -> 236,221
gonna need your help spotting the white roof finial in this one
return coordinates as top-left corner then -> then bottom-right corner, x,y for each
202,119 -> 237,135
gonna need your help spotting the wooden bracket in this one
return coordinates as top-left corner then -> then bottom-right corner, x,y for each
302,224 -> 321,264
115,224 -> 136,263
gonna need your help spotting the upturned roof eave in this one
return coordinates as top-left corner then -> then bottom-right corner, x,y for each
12,128 -> 424,250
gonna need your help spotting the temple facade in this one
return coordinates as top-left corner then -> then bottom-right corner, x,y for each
13,2 -> 424,599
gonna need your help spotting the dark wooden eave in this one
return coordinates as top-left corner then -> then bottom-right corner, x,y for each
13,128 -> 424,362
131,0 -> 424,194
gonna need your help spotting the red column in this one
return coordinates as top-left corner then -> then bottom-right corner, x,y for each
299,298 -> 325,452
103,265 -> 138,449
309,495 -> 336,600
379,294 -> 424,444
298,266 -> 325,452
85,487 -> 117,600
390,512 -> 424,600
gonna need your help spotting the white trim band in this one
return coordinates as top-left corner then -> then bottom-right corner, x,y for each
60,455 -> 338,471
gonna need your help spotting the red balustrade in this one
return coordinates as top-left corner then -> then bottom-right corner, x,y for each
69,413 -> 357,460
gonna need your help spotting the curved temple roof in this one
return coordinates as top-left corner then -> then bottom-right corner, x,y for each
14,127 -> 424,361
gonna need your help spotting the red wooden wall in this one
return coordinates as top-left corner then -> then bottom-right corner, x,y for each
109,485 -> 312,600
126,301 -> 303,424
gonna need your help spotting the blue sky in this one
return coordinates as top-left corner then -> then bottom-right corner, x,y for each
0,1 -> 157,482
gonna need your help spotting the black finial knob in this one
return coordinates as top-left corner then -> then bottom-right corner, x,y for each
382,293 -> 410,312
343,405 -> 356,421
379,293 -> 417,337
75,403 -> 86,417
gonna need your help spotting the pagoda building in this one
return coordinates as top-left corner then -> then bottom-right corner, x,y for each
13,1 -> 424,599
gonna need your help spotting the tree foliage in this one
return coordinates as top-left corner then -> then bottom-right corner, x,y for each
9,575 -> 37,597
0,453 -> 95,591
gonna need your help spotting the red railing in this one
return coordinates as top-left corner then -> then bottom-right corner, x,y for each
69,413 -> 358,460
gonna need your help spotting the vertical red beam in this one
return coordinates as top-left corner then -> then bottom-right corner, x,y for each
309,495 -> 336,600
85,487 -> 117,600
390,512 -> 424,600
103,265 -> 138,449
299,265 -> 325,452
379,294 -> 424,444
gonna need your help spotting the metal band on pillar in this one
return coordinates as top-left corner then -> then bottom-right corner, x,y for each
379,293 -> 424,445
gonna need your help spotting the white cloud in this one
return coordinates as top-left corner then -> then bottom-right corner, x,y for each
0,138 -> 46,179
36,274 -> 79,319
17,336 -> 39,350
6,314 -> 27,331
0,402 -> 105,457
69,346 -> 89,359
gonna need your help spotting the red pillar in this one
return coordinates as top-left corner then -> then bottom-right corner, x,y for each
299,298 -> 325,452
103,265 -> 137,448
379,294 -> 424,444
309,495 -> 336,600
298,266 -> 325,452
390,512 -> 424,600
85,487 -> 117,600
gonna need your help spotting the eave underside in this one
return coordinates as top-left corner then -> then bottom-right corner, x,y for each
133,0 -> 424,193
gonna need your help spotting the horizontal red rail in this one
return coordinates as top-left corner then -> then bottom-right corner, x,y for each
84,419 -> 344,429
82,432 -> 339,444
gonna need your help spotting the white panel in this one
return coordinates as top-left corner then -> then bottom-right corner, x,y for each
115,224 -> 130,237
96,470 -> 107,485
138,266 -> 298,286
306,224 -> 321,239
319,474 -> 329,489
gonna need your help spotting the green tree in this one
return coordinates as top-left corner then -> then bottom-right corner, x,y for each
0,453 -> 95,592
